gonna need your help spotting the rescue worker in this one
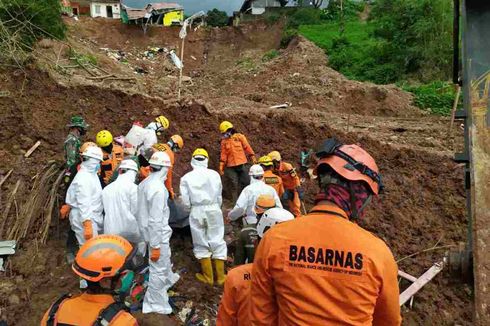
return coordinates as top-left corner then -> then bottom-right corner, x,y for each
61,141 -> 98,262
66,145 -> 104,246
258,155 -> 284,198
41,235 -> 138,325
219,121 -> 256,202
251,139 -> 401,325
268,150 -> 303,217
227,165 -> 282,225
152,134 -> 184,200
63,116 -> 89,185
102,159 -> 141,248
233,194 -> 276,265
179,148 -> 227,286
96,130 -> 125,186
137,151 -> 180,314
217,207 -> 294,326
124,116 -> 169,155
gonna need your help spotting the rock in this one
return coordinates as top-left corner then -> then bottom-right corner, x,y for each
8,294 -> 20,305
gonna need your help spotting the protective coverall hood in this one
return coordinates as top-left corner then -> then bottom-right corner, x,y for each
102,171 -> 140,243
80,157 -> 101,173
146,122 -> 159,131
191,157 -> 208,169
180,161 -> 226,260
149,166 -> 169,183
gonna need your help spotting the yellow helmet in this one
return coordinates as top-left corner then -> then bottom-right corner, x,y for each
155,115 -> 169,130
268,151 -> 282,162
254,194 -> 276,214
193,148 -> 209,159
96,130 -> 113,148
219,121 -> 233,134
258,155 -> 273,166
170,135 -> 184,150
79,142 -> 97,155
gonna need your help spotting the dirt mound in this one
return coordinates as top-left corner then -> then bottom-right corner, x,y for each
195,35 -> 420,118
0,68 -> 470,325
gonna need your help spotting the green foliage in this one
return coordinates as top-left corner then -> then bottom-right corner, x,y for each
286,8 -> 324,29
262,49 -> 279,62
280,28 -> 298,48
400,81 -> 457,116
0,0 -> 66,45
321,0 -> 365,21
369,0 -> 453,82
206,8 -> 228,27
265,13 -> 281,25
70,49 -> 98,66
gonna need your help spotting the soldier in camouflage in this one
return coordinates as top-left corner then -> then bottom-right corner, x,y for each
63,116 -> 89,185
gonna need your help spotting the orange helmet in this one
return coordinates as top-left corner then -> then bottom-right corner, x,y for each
79,141 -> 97,155
72,235 -> 135,282
170,135 -> 184,150
315,139 -> 382,195
254,194 -> 276,214
152,143 -> 167,152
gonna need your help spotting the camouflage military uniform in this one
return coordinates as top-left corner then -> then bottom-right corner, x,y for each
64,133 -> 81,170
233,224 -> 259,265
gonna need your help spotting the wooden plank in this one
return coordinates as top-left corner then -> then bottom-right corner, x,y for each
0,169 -> 13,187
24,141 -> 41,158
399,261 -> 445,306
398,270 -> 418,283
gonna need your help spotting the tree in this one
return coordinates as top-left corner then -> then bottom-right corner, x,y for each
206,8 -> 228,27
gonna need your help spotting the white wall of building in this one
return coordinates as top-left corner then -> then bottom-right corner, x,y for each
90,2 -> 121,19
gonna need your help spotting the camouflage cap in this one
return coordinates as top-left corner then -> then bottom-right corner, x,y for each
67,115 -> 89,129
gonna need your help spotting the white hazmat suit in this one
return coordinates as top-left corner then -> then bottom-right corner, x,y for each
66,158 -> 103,245
137,167 -> 179,314
228,177 -> 282,225
102,169 -> 141,243
180,157 -> 227,260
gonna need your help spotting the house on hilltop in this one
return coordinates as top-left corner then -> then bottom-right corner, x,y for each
61,0 -> 91,16
89,0 -> 121,19
120,1 -> 184,27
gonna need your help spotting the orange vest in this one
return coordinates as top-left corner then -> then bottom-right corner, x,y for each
263,170 -> 284,197
40,293 -> 138,325
276,161 -> 300,190
101,144 -> 124,185
220,133 -> 255,168
250,203 -> 401,325
217,263 -> 253,326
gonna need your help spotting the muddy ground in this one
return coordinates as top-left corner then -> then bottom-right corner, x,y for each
0,17 -> 471,325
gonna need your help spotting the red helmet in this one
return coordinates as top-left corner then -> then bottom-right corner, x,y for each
315,142 -> 382,195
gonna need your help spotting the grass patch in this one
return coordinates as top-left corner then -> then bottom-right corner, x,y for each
400,81 -> 459,116
299,21 -> 374,50
262,49 -> 279,62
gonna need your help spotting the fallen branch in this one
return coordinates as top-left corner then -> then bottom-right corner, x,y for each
396,245 -> 456,264
0,180 -> 21,238
0,169 -> 13,187
24,140 -> 41,158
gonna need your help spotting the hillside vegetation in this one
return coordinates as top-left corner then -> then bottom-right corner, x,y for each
283,0 -> 457,116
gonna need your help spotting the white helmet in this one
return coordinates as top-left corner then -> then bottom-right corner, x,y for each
256,207 -> 294,238
149,151 -> 171,168
119,159 -> 138,172
249,164 -> 264,177
81,145 -> 103,161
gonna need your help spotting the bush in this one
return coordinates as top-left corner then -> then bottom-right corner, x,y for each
401,81 -> 458,116
321,0 -> 365,21
280,28 -> 298,48
370,0 -> 453,82
262,49 -> 279,62
287,8 -> 323,29
266,13 -> 282,25
207,8 -> 228,27
0,0 -> 65,65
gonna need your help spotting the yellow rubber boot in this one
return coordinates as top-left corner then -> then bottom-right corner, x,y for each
213,259 -> 227,286
196,258 -> 214,285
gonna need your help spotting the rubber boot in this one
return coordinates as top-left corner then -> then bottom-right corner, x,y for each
196,258 -> 214,285
213,259 -> 227,286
